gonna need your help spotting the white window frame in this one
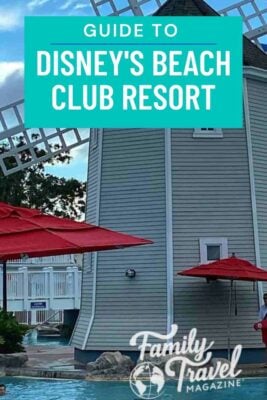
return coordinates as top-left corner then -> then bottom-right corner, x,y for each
199,237 -> 228,264
193,128 -> 223,138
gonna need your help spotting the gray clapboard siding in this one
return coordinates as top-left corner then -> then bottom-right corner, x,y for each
248,78 -> 267,299
82,129 -> 168,350
171,129 -> 261,348
73,89 -> 265,351
71,138 -> 99,347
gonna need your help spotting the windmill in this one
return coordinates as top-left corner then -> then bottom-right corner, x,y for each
0,0 -> 266,176
1,0 -> 267,361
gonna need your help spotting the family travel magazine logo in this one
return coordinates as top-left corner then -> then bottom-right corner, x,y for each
129,324 -> 242,399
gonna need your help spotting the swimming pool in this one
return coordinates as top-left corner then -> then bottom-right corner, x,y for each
23,331 -> 69,347
0,377 -> 267,400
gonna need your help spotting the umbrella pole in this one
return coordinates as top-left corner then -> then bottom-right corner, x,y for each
2,261 -> 7,312
227,280 -> 233,361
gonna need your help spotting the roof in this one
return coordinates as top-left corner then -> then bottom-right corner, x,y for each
154,0 -> 267,71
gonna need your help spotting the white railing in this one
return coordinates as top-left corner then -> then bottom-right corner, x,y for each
8,254 -> 76,265
0,266 -> 81,312
15,310 -> 64,325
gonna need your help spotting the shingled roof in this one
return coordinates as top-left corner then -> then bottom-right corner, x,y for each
154,0 -> 267,71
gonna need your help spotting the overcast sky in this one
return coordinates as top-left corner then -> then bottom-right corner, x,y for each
0,0 -> 265,180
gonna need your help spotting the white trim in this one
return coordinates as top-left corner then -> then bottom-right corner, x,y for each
193,128 -> 223,138
91,129 -> 97,149
70,132 -> 92,346
243,78 -> 263,308
199,237 -> 228,264
165,128 -> 174,338
82,129 -> 103,350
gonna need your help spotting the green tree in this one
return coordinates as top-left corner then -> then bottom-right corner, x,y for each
0,135 -> 86,219
0,311 -> 28,353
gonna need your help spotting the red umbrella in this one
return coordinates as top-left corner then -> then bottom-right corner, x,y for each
178,255 -> 267,282
0,202 -> 152,310
178,254 -> 267,359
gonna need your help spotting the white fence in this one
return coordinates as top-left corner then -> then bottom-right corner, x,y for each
15,309 -> 64,325
8,254 -> 78,266
0,266 -> 81,313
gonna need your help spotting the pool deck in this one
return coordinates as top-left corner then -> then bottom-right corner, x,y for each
4,345 -> 88,380
25,345 -> 77,369
4,346 -> 267,380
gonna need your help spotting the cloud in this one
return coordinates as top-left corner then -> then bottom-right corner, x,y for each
0,62 -> 24,83
59,0 -> 77,10
0,6 -> 23,31
27,0 -> 52,11
70,140 -> 89,161
74,3 -> 89,10
0,63 -> 24,107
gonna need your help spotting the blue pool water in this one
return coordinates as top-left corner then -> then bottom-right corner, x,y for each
23,331 -> 69,347
0,377 -> 267,400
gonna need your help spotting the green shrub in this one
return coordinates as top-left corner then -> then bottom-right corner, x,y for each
0,311 -> 28,353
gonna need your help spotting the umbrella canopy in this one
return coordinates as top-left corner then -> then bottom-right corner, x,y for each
178,255 -> 267,282
0,201 -> 152,312
178,255 -> 267,360
0,202 -> 152,261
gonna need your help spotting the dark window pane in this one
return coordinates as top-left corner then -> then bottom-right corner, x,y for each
207,245 -> 221,261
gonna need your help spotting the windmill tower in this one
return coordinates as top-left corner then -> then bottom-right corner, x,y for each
1,0 -> 267,364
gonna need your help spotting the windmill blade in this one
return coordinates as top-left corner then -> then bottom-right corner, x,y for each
89,0 -> 267,39
219,0 -> 267,50
0,99 -> 89,176
89,0 -> 165,16
89,0 -> 267,47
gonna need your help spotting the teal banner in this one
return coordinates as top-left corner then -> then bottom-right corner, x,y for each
25,16 -> 243,128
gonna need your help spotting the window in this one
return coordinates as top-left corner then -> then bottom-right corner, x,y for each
207,245 -> 221,261
199,238 -> 228,264
193,128 -> 223,138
